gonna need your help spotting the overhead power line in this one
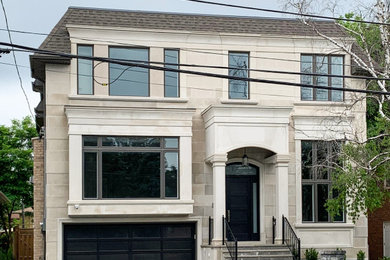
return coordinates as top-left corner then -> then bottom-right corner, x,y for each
186,0 -> 390,26
0,0 -> 35,121
0,27 -> 370,69
1,41 -> 389,96
10,46 -> 390,82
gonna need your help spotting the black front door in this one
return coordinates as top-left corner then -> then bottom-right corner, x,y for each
226,163 -> 259,241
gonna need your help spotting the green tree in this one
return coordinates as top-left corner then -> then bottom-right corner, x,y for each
0,117 -> 37,257
284,0 -> 390,221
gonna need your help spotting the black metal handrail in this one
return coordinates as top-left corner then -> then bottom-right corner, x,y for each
282,215 -> 301,260
222,216 -> 238,260
208,216 -> 213,245
272,216 -> 276,244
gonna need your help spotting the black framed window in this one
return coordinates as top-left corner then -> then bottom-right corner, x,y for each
301,141 -> 344,222
77,45 -> 93,95
164,49 -> 179,97
109,47 -> 149,96
229,52 -> 249,99
83,136 -> 179,199
301,55 -> 344,101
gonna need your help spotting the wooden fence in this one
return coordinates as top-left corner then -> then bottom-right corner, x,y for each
13,227 -> 33,260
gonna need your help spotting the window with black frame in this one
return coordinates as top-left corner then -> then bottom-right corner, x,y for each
229,52 -> 249,99
109,47 -> 149,96
301,55 -> 344,101
82,136 -> 179,199
301,140 -> 344,222
77,45 -> 93,95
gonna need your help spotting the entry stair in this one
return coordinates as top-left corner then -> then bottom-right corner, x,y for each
222,244 -> 294,260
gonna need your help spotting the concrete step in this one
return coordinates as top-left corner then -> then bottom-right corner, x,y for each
222,244 -> 294,260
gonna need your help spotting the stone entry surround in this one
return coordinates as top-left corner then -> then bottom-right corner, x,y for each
202,105 -> 293,244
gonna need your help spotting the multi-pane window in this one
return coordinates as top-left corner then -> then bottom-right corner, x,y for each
301,141 -> 344,222
229,52 -> 249,99
301,55 -> 344,101
109,47 -> 149,96
83,136 -> 179,199
77,45 -> 93,95
164,49 -> 179,97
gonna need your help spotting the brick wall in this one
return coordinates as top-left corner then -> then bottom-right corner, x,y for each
368,200 -> 390,260
33,138 -> 44,260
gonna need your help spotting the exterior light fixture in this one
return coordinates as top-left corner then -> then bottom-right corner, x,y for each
242,148 -> 249,167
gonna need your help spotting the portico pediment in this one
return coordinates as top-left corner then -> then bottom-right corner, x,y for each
201,105 -> 293,158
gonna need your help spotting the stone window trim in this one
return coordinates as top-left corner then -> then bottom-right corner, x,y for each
228,51 -> 250,100
82,136 -> 180,200
301,140 -> 345,223
300,54 -> 345,102
77,44 -> 94,95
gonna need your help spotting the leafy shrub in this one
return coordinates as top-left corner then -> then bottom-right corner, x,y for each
357,250 -> 365,260
305,248 -> 319,260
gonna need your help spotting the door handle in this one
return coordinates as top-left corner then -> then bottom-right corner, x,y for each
227,210 -> 231,223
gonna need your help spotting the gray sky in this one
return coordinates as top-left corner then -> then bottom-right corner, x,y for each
0,0 -> 363,125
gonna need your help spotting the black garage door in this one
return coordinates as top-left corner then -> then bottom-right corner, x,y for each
64,223 -> 196,260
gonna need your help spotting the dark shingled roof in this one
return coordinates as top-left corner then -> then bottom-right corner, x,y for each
38,7 -> 347,54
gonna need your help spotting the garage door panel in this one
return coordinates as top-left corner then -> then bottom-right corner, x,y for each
66,254 -> 97,260
66,241 -> 97,252
99,226 -> 129,238
64,223 -> 195,260
163,240 -> 193,250
133,253 -> 161,260
163,252 -> 193,260
132,240 -> 160,250
99,240 -> 128,251
132,225 -> 161,238
99,253 -> 129,260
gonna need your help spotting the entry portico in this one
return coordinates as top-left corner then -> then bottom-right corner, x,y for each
202,105 -> 292,244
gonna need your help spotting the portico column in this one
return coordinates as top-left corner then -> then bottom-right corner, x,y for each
265,154 -> 290,241
208,154 -> 227,244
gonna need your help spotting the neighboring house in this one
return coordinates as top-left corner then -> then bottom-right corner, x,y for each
0,192 -> 9,205
368,199 -> 390,259
30,7 -> 368,260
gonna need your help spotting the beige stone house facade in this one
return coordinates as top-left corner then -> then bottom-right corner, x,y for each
31,7 -> 368,260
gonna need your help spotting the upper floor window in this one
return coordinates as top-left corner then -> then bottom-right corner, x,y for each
301,55 -> 344,101
109,47 -> 149,96
77,45 -> 93,95
164,49 -> 180,97
301,140 -> 344,222
229,52 -> 249,99
83,136 -> 179,199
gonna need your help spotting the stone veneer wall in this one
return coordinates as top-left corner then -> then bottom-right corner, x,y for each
33,137 -> 44,260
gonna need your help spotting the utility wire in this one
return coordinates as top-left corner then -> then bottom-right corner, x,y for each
1,41 -> 389,96
0,28 -> 368,69
10,46 -> 390,82
186,0 -> 390,26
0,61 -> 304,99
0,0 -> 35,122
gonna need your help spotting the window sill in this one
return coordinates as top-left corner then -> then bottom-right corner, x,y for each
69,95 -> 189,103
220,98 -> 258,105
294,101 -> 351,107
67,199 -> 194,217
295,223 -> 354,229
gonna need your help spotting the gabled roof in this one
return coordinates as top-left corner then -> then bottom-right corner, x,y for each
38,7 -> 347,54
